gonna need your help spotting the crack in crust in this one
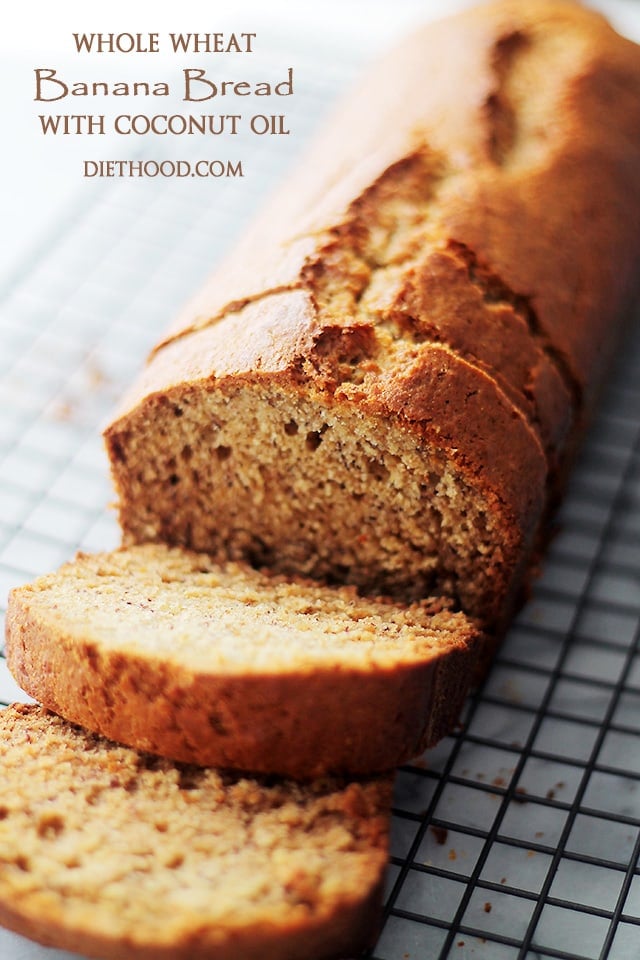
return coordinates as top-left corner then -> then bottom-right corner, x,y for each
297,150 -> 573,472
484,30 -> 531,165
446,240 -> 583,412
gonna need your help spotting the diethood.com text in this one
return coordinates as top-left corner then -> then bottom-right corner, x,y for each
83,159 -> 244,178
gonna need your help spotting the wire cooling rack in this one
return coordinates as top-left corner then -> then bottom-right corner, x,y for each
376,323 -> 640,960
1,15 -> 640,960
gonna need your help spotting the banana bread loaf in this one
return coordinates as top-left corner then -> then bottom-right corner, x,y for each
104,0 -> 640,633
0,704 -> 391,960
5,544 -> 480,776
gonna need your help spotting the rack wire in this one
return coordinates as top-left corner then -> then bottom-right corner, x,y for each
1,19 -> 639,960
374,329 -> 640,960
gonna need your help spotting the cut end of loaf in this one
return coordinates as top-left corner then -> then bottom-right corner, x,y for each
0,703 -> 391,960
106,377 -> 528,628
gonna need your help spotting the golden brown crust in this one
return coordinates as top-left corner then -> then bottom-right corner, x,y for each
5,546 -> 481,777
0,897 -> 385,960
104,0 -> 640,636
0,704 -> 391,960
149,0 -> 640,422
152,2 -> 635,342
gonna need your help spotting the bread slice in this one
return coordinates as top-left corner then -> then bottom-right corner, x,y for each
103,1 -> 640,632
0,703 -> 391,960
5,544 -> 480,777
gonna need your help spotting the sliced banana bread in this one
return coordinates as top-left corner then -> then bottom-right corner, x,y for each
0,704 -> 391,960
5,544 -> 480,777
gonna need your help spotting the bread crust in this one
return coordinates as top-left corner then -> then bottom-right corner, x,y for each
151,0 -> 640,373
149,0 -> 639,419
0,897 -> 385,960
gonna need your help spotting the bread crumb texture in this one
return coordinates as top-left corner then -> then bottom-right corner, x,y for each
11,544 -> 475,670
0,704 -> 391,960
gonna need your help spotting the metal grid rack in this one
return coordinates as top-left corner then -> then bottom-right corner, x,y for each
1,21 -> 640,960
374,325 -> 640,960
